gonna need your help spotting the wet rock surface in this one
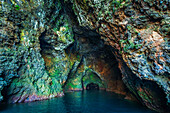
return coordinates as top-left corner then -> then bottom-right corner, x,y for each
0,0 -> 169,113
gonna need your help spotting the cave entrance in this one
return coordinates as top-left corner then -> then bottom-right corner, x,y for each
82,70 -> 106,91
86,83 -> 99,90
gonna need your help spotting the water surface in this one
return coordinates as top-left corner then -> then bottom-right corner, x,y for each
0,91 -> 156,113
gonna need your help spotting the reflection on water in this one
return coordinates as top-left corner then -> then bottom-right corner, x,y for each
0,91 -> 156,113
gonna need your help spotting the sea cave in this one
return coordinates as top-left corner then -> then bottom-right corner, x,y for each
0,0 -> 169,113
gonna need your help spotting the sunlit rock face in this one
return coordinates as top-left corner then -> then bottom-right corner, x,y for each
65,0 -> 170,112
0,0 -> 169,113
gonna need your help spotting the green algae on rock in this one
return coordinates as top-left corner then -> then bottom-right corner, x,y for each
0,0 -> 65,103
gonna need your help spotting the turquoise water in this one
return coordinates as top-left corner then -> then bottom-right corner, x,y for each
0,91 -> 156,113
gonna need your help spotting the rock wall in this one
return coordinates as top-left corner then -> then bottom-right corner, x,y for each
0,0 -> 66,103
65,0 -> 170,112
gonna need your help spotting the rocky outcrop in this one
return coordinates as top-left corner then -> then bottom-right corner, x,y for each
0,0 -> 66,103
0,0 -> 169,113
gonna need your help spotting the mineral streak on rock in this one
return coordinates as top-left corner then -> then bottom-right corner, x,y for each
0,0 -> 169,113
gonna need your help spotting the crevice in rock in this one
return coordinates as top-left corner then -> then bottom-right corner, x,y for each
39,30 -> 55,56
1,86 -> 7,103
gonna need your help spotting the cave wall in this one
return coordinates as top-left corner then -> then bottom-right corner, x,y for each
0,0 -> 67,103
65,0 -> 170,112
0,0 -> 127,104
62,27 -> 128,96
63,44 -> 128,94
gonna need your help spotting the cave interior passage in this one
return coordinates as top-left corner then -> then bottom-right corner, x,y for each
86,83 -> 99,90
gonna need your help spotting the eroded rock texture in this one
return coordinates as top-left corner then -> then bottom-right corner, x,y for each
66,0 -> 170,112
0,0 -> 169,113
0,0 -> 66,103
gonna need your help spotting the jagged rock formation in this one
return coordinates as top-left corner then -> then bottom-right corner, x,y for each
0,0 -> 66,103
0,0 -> 169,113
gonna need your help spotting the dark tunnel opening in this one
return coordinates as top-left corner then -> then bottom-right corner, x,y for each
86,83 -> 99,90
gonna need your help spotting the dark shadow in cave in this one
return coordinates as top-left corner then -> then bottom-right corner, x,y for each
39,30 -> 57,56
86,83 -> 99,90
